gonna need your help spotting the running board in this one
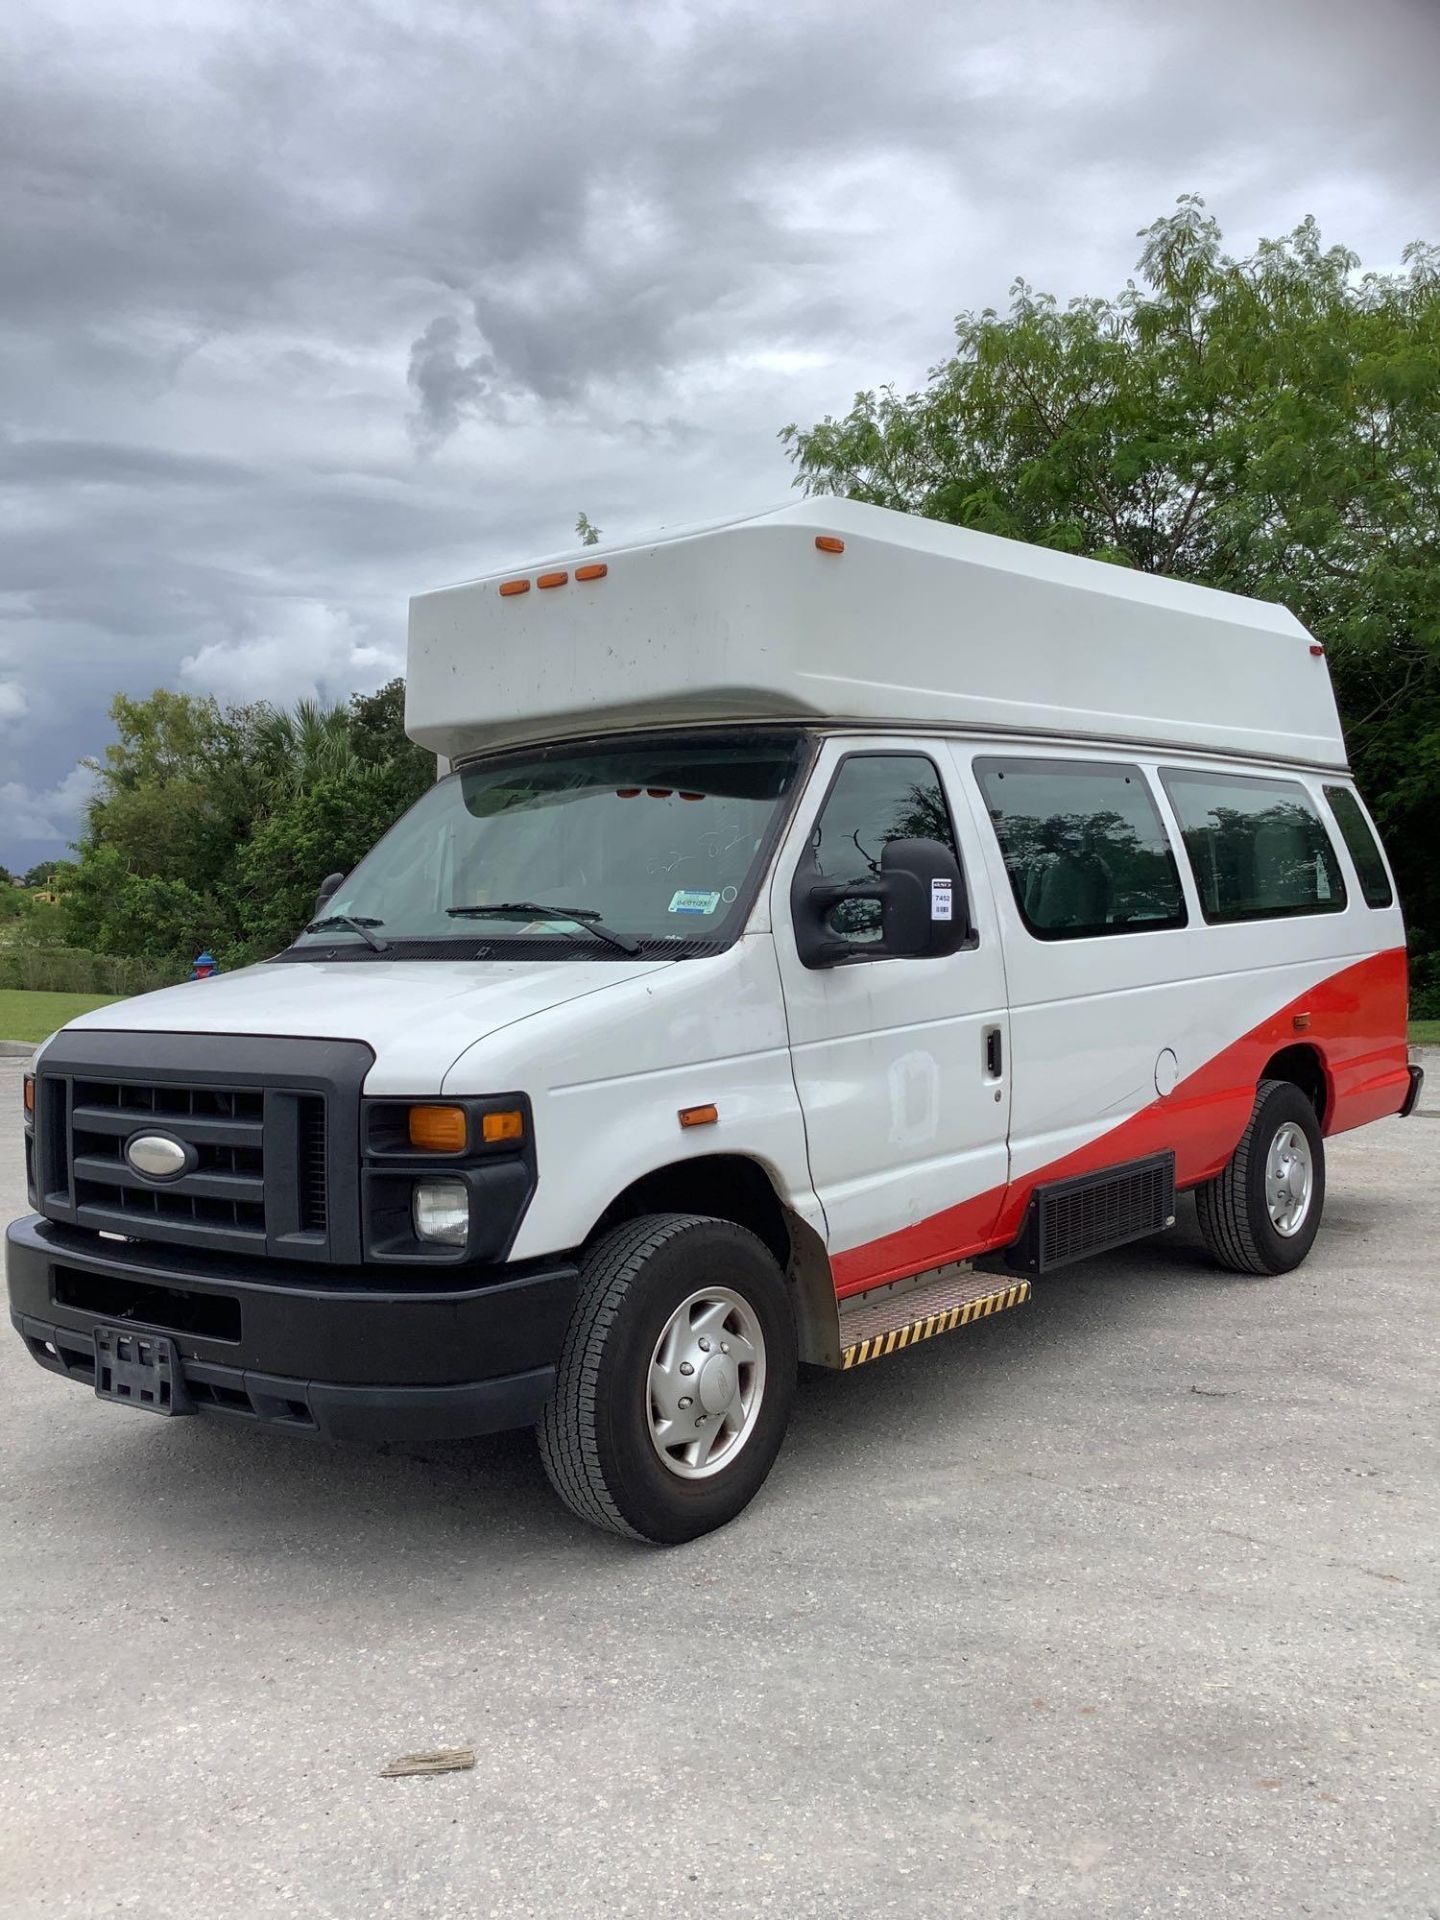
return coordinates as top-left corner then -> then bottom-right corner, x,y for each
838,1266 -> 1030,1370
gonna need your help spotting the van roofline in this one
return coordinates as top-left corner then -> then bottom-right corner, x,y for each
445,715 -> 1352,780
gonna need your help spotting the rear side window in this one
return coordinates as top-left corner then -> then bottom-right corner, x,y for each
1161,770 -> 1346,922
1323,786 -> 1393,908
974,757 -> 1186,940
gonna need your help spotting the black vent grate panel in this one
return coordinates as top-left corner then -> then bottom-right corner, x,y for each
1000,1152 -> 1176,1276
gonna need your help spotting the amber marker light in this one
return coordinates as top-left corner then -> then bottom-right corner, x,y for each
408,1105 -> 469,1152
481,1109 -> 525,1145
678,1104 -> 718,1129
498,578 -> 531,597
815,535 -> 845,553
23,1074 -> 35,1119
575,562 -> 608,581
537,571 -> 568,589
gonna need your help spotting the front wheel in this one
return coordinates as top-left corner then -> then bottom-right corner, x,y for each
538,1214 -> 798,1543
1195,1078 -> 1326,1275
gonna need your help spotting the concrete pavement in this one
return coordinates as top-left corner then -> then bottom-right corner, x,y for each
1,1054 -> 1437,1918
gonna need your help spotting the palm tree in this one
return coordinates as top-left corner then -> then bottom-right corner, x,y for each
250,698 -> 359,801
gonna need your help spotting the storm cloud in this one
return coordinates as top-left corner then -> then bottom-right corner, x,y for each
2,0 -> 1437,868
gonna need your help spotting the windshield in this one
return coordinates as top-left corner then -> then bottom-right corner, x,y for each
290,731 -> 808,956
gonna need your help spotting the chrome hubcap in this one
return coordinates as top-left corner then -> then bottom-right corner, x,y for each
1265,1123 -> 1313,1237
647,1287 -> 766,1479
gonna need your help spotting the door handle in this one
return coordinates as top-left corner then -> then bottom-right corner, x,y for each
984,1026 -> 1003,1079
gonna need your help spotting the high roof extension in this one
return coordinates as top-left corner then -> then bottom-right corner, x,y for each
405,498 -> 1346,771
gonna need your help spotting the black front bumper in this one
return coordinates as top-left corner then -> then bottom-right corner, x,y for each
6,1215 -> 578,1445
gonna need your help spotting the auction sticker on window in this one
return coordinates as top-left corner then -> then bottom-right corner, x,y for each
668,889 -> 723,916
930,878 -> 954,921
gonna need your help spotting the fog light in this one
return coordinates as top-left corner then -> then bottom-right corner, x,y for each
413,1177 -> 469,1246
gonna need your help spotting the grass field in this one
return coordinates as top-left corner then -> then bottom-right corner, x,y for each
1410,1019 -> 1440,1047
0,990 -> 120,1045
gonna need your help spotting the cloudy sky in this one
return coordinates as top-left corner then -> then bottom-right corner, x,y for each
2,0 -> 1437,873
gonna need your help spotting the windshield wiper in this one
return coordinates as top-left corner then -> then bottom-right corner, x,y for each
446,901 -> 640,956
304,913 -> 388,952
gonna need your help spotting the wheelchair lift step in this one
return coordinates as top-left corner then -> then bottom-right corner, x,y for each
838,1264 -> 1030,1370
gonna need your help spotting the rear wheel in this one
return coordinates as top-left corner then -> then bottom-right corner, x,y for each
1195,1078 -> 1326,1275
538,1213 -> 798,1543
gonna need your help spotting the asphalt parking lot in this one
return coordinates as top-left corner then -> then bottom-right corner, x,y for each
1,1051 -> 1437,1919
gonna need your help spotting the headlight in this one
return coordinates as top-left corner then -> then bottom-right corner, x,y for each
413,1177 -> 469,1246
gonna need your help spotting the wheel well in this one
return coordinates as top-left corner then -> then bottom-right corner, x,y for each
590,1154 -> 793,1269
1261,1044 -> 1329,1124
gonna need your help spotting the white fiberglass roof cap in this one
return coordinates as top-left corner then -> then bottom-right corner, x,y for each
406,498 -> 1346,770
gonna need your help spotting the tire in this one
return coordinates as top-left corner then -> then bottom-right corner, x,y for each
538,1213 -> 798,1544
1195,1078 -> 1326,1275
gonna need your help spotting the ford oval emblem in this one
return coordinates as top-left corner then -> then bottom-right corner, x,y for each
125,1132 -> 194,1180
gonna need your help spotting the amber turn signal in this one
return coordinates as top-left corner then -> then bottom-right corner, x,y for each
408,1105 -> 468,1152
481,1109 -> 525,1145
23,1074 -> 35,1118
678,1104 -> 718,1129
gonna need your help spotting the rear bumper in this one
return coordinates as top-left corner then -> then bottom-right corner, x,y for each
1400,1063 -> 1426,1118
6,1214 -> 577,1443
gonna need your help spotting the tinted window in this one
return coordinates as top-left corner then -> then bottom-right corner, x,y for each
974,757 -> 1186,940
294,733 -> 806,952
809,753 -> 957,945
1161,770 -> 1346,923
1324,786 -> 1393,908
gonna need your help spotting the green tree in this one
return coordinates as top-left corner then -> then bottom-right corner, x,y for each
783,197 -> 1440,1007
234,681 -> 435,953
61,679 -> 439,969
575,512 -> 602,547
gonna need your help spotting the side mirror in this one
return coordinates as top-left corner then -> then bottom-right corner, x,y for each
792,836 -> 972,969
314,871 -> 346,918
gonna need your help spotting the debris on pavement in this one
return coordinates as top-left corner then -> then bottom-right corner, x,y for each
380,1748 -> 476,1778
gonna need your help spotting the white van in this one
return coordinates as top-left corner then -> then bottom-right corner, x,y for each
9,502 -> 1421,1542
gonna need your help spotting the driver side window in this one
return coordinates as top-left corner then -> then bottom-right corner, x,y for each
810,753 -> 958,944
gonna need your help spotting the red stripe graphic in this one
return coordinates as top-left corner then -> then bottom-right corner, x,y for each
832,946 -> 1410,1298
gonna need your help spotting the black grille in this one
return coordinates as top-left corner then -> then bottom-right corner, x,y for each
69,1078 -> 268,1245
298,1096 -> 328,1232
53,1263 -> 242,1341
1001,1152 -> 1176,1275
35,1031 -> 372,1265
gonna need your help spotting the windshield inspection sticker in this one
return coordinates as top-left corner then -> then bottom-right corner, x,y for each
930,878 -> 954,922
668,889 -> 723,916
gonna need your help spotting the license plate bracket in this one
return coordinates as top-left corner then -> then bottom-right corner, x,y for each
93,1325 -> 191,1416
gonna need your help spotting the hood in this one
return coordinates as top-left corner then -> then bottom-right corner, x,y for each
60,956 -> 670,1093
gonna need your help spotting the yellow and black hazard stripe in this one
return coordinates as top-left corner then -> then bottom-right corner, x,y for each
840,1279 -> 1031,1370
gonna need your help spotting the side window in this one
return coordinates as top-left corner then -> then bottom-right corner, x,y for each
808,753 -> 957,946
974,756 -> 1186,940
1161,769 -> 1346,922
1323,786 -> 1394,908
